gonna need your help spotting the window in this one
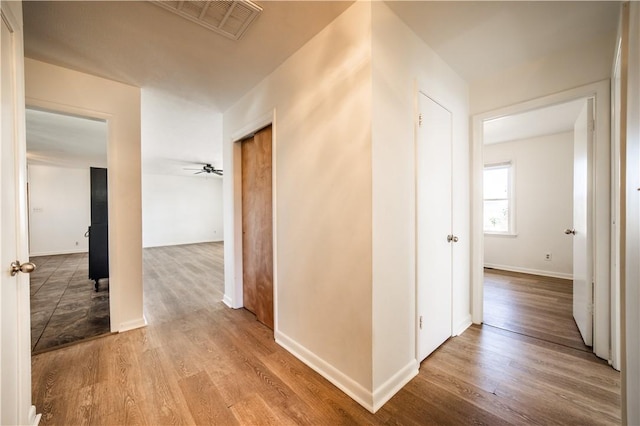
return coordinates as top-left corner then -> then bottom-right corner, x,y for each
484,162 -> 514,234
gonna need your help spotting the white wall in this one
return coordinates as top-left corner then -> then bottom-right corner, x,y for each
484,132 -> 573,279
28,165 -> 90,256
223,1 -> 374,408
371,2 -> 470,409
25,58 -> 144,332
224,2 -> 471,412
141,88 -> 223,173
142,174 -> 223,247
470,33 -> 615,115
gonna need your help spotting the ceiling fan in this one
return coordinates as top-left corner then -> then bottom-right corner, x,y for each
184,163 -> 223,176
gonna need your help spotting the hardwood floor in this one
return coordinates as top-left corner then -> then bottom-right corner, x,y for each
484,268 -> 589,351
143,242 -> 224,325
30,253 -> 110,354
31,246 -> 620,425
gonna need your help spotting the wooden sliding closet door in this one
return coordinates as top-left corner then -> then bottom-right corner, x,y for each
241,125 -> 274,329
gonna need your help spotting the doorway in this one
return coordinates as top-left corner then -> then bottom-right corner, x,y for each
471,80 -> 615,364
140,166 -> 225,325
26,108 -> 110,353
481,98 -> 588,349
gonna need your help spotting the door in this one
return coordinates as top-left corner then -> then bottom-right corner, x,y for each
416,93 -> 453,362
88,167 -> 109,289
572,98 -> 594,346
241,125 -> 273,329
1,3 -> 37,424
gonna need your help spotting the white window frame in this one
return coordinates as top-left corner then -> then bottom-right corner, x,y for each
483,161 -> 516,236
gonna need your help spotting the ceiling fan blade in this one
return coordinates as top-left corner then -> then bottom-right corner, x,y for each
182,163 -> 222,175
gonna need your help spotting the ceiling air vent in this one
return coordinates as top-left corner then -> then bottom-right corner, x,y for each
152,0 -> 263,41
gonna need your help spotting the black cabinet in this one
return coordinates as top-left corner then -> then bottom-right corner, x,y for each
88,167 -> 109,290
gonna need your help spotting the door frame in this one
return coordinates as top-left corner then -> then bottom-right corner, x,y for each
226,110 -> 278,331
25,99 -> 114,331
471,79 -> 613,361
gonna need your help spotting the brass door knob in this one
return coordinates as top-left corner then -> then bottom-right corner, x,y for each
10,261 -> 36,276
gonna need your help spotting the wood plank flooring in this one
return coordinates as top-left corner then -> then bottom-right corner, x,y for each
30,253 -> 110,354
143,242 -> 224,325
31,245 -> 620,425
484,268 -> 589,351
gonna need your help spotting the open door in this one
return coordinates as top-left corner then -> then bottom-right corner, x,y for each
571,98 -> 594,347
1,3 -> 39,424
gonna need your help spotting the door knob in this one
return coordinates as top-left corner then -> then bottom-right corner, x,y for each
564,228 -> 576,235
447,235 -> 459,243
10,260 -> 36,276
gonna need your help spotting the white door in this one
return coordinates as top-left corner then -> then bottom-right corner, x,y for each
416,93 -> 453,362
572,98 -> 594,347
1,2 -> 37,425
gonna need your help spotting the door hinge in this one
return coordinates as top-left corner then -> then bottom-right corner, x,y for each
419,315 -> 423,330
590,119 -> 596,132
418,113 -> 423,128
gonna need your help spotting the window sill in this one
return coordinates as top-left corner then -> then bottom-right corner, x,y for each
484,232 -> 518,238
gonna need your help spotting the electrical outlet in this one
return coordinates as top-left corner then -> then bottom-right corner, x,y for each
544,253 -> 552,261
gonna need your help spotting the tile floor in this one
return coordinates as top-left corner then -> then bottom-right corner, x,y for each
29,253 -> 110,353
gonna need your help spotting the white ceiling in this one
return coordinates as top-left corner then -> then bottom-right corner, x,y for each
22,1 -> 621,171
26,109 -> 107,169
23,1 -> 353,112
384,1 -> 618,146
22,1 -> 353,173
483,99 -> 587,145
385,1 -> 620,84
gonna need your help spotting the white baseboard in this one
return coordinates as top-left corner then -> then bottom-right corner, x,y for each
484,263 -> 573,280
119,316 -> 147,332
372,359 -> 418,412
142,239 -> 223,249
29,249 -> 87,257
29,405 -> 41,425
276,331 -> 419,413
222,294 -> 233,308
454,315 -> 472,336
275,330 -> 375,412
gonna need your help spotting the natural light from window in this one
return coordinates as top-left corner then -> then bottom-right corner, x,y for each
484,163 -> 512,233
